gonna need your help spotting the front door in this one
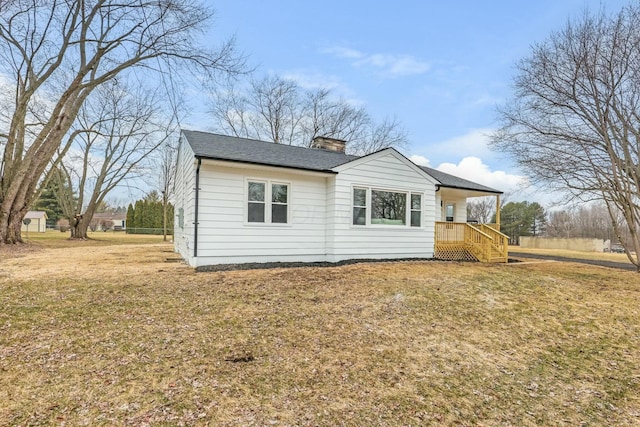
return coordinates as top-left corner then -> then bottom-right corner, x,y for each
443,202 -> 455,222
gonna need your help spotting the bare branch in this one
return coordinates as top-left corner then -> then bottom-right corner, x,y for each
492,4 -> 640,269
0,0 -> 243,243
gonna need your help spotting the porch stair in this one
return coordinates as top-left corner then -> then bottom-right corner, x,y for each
435,222 -> 509,263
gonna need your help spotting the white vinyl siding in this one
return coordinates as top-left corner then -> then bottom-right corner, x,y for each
191,163 -> 329,266
174,145 -> 443,267
172,136 -> 197,263
438,189 -> 469,223
328,151 -> 437,261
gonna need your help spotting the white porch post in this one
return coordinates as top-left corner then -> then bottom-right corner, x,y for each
496,194 -> 501,226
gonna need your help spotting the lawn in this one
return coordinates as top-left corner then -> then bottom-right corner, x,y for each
1,237 -> 639,426
510,245 -> 634,264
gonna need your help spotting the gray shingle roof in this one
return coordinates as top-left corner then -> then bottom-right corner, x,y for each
182,130 -> 502,194
182,130 -> 357,173
418,165 -> 502,194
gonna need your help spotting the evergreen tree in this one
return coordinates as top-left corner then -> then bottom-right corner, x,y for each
32,179 -> 65,225
144,190 -> 161,203
154,201 -> 164,228
497,201 -> 547,244
126,203 -> 135,229
133,200 -> 145,230
167,203 -> 174,230
126,196 -> 175,234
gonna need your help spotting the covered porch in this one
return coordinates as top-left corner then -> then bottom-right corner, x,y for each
434,187 -> 508,263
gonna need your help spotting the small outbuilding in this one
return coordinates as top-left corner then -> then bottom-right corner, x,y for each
21,211 -> 48,233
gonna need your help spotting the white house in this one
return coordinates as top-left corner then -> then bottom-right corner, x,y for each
22,211 -> 48,233
173,130 -> 507,268
92,212 -> 127,231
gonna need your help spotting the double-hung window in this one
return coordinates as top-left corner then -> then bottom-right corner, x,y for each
247,181 -> 266,222
271,183 -> 288,223
353,188 -> 367,225
410,194 -> 422,227
247,180 -> 289,224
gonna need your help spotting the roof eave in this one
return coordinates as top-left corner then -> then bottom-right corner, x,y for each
194,154 -> 339,175
439,184 -> 503,194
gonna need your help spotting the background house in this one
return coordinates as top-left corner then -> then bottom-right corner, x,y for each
173,130 -> 505,268
21,211 -> 48,233
91,212 -> 127,231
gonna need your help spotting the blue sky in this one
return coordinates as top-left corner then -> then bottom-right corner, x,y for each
185,0 -> 630,200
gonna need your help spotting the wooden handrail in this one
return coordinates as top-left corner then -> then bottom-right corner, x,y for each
477,224 -> 509,262
464,223 -> 492,262
435,222 -> 508,263
480,224 -> 509,239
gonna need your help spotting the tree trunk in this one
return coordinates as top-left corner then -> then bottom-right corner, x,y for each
0,204 -> 30,244
69,216 -> 89,239
0,211 -> 26,244
163,197 -> 168,242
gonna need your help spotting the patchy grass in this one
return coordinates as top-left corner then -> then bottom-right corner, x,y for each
510,245 -> 633,264
1,241 -> 639,426
1,230 -> 167,259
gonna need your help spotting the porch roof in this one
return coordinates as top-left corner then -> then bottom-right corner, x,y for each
418,166 -> 502,194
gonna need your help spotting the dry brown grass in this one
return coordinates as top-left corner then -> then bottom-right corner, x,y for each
1,237 -> 639,426
510,245 -> 634,264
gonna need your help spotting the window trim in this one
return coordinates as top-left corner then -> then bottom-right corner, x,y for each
247,180 -> 267,223
245,178 -> 291,226
410,193 -> 422,227
270,182 -> 289,224
352,187 -> 368,226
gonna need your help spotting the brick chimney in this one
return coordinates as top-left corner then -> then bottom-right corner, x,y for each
311,136 -> 346,153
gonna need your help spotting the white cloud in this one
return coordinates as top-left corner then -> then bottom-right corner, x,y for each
322,46 -> 365,60
322,46 -> 430,78
430,128 -> 494,159
409,154 -> 430,166
281,71 -> 363,105
282,71 -> 343,91
436,156 -> 527,193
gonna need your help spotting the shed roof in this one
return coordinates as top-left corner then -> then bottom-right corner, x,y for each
182,130 -> 502,194
25,210 -> 48,220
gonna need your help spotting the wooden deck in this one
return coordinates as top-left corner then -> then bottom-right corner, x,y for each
435,222 -> 508,263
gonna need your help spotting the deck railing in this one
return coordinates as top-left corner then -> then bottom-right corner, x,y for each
435,222 -> 508,263
477,224 -> 509,262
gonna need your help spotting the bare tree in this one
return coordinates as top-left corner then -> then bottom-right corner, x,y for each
53,82 -> 173,239
546,203 -> 623,241
299,88 -> 369,146
250,76 -> 302,144
156,138 -> 178,241
491,4 -> 640,270
466,196 -> 496,224
546,210 -> 576,239
357,117 -> 408,156
0,0 -> 242,244
212,76 -> 301,144
211,75 -> 407,155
